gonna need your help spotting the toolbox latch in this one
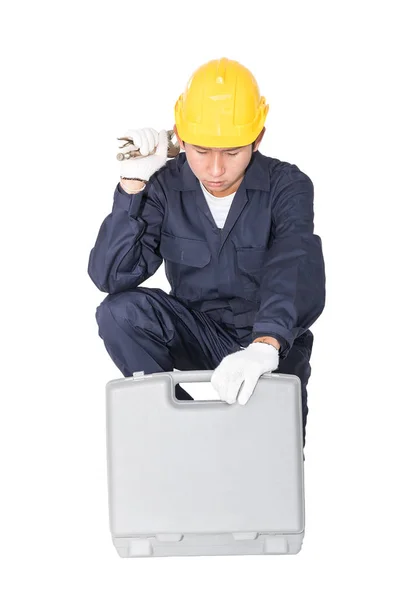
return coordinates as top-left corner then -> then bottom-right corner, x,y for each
155,533 -> 184,542
132,371 -> 145,380
232,532 -> 259,541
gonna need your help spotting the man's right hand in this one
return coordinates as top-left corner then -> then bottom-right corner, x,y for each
119,128 -> 168,186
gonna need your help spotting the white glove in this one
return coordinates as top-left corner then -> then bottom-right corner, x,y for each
211,343 -> 280,405
119,128 -> 168,181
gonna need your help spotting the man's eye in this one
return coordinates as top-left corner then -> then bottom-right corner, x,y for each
227,152 -> 239,156
196,150 -> 207,154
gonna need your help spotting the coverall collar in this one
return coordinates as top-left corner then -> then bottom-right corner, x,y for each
173,150 -> 271,192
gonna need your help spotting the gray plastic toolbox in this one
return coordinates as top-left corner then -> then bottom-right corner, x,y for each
105,369 -> 305,558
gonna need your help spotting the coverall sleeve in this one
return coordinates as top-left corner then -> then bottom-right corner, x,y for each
251,165 -> 326,360
87,180 -> 164,294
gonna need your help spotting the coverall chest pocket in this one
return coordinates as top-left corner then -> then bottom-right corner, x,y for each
160,232 -> 211,300
236,247 -> 267,291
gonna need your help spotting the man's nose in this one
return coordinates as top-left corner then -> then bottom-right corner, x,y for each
208,153 -> 225,178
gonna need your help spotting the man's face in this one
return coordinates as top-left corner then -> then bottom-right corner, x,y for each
173,127 -> 265,198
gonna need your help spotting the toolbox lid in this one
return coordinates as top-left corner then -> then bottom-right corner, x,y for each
106,370 -> 304,538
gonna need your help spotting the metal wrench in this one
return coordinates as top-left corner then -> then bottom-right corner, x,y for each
116,129 -> 181,161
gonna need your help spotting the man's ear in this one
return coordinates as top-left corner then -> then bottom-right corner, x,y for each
253,127 -> 266,152
173,124 -> 185,150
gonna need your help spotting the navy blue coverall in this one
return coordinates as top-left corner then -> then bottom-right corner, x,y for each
88,151 -> 326,447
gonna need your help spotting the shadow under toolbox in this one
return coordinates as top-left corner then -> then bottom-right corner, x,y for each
105,369 -> 305,558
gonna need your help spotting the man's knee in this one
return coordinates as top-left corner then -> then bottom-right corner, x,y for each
95,288 -> 171,343
95,293 -> 132,338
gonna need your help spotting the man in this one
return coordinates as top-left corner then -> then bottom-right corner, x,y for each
88,57 -> 326,448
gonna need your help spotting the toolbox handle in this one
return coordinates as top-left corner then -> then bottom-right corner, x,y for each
166,370 -> 229,406
169,370 -> 214,384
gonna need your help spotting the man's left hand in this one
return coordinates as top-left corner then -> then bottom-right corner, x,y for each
211,343 -> 280,405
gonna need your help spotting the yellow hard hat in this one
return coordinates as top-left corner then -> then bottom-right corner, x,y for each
174,57 -> 269,148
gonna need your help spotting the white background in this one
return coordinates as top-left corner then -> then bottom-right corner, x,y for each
1,1 -> 399,597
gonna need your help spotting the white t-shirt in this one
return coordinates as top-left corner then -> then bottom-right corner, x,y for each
199,181 -> 236,229
199,181 -> 245,348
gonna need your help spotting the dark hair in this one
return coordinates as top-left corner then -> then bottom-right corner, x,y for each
183,141 -> 256,150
